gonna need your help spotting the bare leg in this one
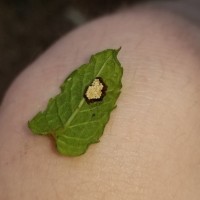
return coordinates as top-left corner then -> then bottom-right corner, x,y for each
1,3 -> 200,200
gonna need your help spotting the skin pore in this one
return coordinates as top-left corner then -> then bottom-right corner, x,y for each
0,2 -> 200,200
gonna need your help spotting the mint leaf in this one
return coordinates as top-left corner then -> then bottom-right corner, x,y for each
28,48 -> 123,156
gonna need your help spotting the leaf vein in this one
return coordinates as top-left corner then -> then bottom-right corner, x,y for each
69,120 -> 100,128
64,55 -> 112,128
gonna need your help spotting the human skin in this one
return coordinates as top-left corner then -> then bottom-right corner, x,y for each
1,2 -> 200,200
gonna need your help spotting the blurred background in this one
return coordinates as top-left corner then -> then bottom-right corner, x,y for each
0,0 -> 164,102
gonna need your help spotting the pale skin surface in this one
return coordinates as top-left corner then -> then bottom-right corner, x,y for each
1,2 -> 200,200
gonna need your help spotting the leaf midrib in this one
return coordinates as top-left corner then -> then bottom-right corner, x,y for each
64,54 -> 112,128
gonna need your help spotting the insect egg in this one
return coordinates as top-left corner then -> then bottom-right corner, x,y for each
84,77 -> 107,103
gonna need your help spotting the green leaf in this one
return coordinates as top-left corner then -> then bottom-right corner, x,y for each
28,48 -> 123,156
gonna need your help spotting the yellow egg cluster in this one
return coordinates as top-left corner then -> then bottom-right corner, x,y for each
85,78 -> 104,100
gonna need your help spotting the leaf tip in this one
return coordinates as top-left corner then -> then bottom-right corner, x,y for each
116,47 -> 122,53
